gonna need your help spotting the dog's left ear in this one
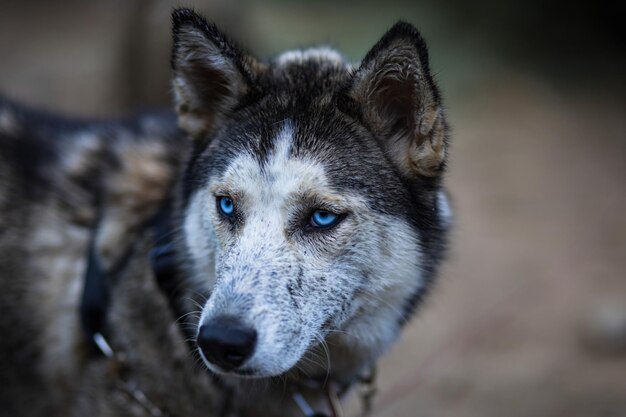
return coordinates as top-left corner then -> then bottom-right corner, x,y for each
171,8 -> 264,139
346,22 -> 447,177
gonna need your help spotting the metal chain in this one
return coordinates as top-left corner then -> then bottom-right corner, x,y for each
94,333 -> 171,417
357,367 -> 377,416
291,367 -> 378,417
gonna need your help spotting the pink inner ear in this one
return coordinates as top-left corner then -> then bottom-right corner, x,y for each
372,76 -> 417,137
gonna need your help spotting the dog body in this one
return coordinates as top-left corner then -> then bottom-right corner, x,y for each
0,99 -> 185,415
0,9 -> 451,417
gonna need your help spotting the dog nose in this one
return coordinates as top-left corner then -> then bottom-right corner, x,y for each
197,317 -> 257,371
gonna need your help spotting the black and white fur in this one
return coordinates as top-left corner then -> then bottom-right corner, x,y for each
171,8 -> 451,386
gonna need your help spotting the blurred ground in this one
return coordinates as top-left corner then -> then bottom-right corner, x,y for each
1,1 -> 625,416
349,80 -> 626,417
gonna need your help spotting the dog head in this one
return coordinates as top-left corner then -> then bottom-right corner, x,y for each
171,8 -> 450,378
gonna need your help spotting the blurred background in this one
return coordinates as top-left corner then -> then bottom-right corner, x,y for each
1,1 -> 625,416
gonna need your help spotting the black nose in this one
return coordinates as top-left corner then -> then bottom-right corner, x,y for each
197,316 -> 257,371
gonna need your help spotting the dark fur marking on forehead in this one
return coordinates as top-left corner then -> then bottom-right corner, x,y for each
264,61 -> 349,99
249,120 -> 285,169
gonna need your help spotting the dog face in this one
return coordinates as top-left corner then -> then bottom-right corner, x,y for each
171,9 -> 450,378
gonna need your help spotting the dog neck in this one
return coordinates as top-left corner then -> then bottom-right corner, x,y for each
94,325 -> 375,417
92,318 -> 376,417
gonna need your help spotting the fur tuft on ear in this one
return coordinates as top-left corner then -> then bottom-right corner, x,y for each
347,21 -> 448,177
171,8 -> 264,139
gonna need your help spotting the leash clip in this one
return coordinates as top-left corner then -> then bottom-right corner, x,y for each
93,332 -> 114,358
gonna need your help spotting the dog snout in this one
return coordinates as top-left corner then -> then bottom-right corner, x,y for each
197,316 -> 257,371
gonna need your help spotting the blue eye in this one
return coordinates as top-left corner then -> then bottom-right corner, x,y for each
310,210 -> 340,228
217,196 -> 235,217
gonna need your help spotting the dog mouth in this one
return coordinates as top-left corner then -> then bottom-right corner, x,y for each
195,321 -> 322,379
196,347 -> 266,378
195,309 -> 336,378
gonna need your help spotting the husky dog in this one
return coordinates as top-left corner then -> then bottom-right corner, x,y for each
0,8 -> 451,417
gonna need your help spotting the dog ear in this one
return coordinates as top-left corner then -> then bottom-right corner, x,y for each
171,9 -> 263,139
346,22 -> 447,177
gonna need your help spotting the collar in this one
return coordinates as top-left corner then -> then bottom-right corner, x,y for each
290,366 -> 377,417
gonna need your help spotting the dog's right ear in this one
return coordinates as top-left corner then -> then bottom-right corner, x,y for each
171,8 -> 263,139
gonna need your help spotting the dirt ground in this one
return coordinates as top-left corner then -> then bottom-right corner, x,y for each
343,77 -> 626,416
